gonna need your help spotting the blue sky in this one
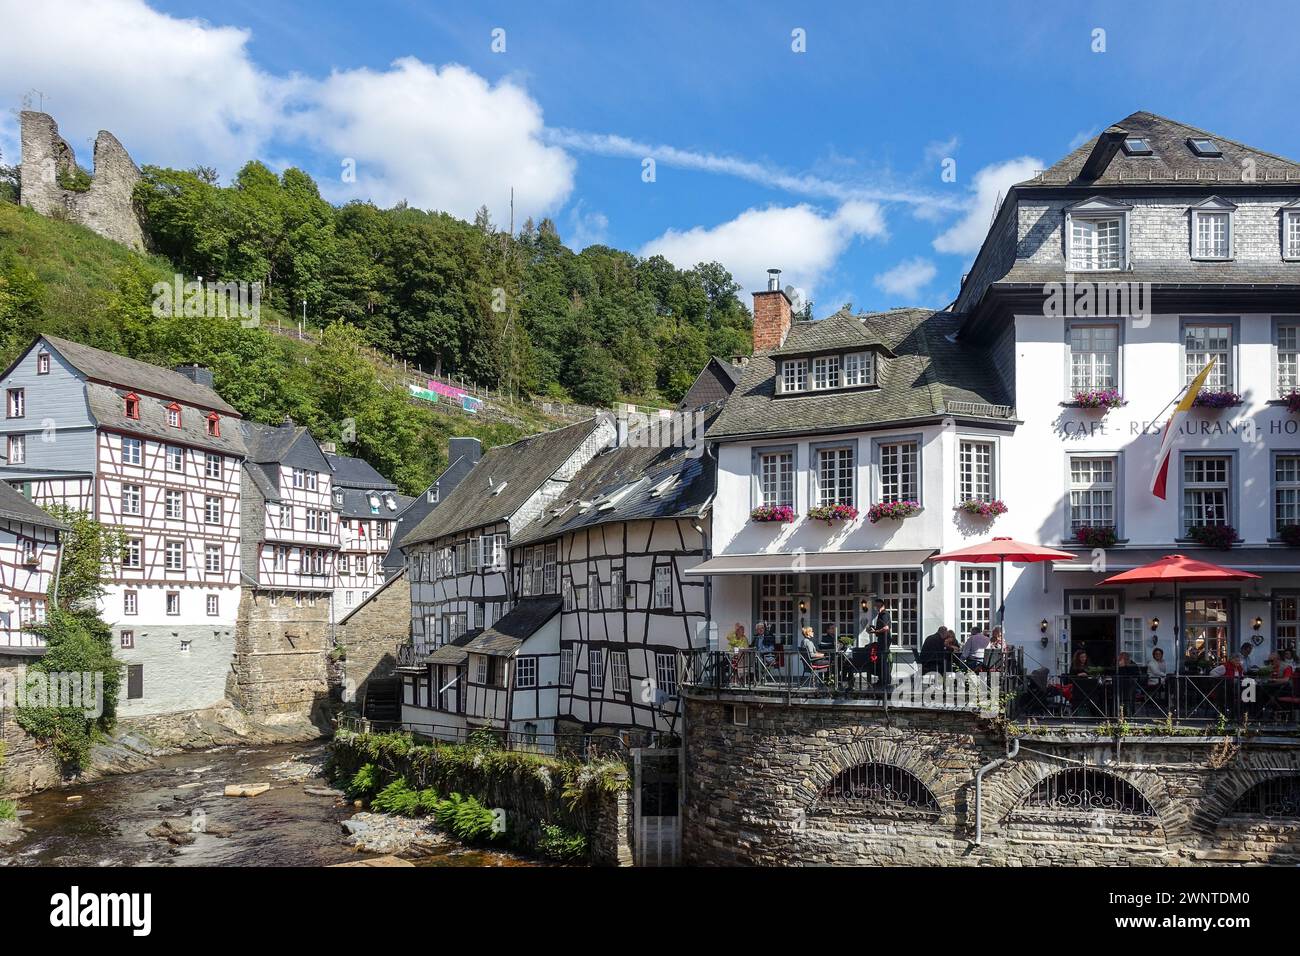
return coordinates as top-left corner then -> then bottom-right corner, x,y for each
3,0 -> 1298,316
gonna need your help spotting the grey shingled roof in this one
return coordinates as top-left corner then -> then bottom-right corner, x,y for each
511,411 -> 719,548
707,309 -> 1011,441
0,482 -> 67,530
401,418 -> 608,546
42,335 -> 240,414
990,257 -> 1300,288
1028,112 -> 1300,186
84,383 -> 248,457
423,628 -> 480,666
463,597 -> 561,657
325,452 -> 400,519
771,309 -> 898,358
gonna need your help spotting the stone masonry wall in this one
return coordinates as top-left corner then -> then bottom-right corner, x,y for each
337,570 -> 410,706
228,590 -> 332,723
18,111 -> 145,251
683,693 -> 1300,866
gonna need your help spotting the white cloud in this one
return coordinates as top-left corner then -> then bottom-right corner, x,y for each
873,257 -> 938,300
1068,128 -> 1098,151
932,156 -> 1041,256
565,201 -> 609,250
0,0 -> 573,224
640,201 -> 886,303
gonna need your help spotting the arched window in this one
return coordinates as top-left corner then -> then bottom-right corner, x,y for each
1022,768 -> 1154,817
1228,778 -> 1300,819
812,762 -> 939,815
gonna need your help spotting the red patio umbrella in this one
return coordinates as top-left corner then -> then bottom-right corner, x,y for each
1099,554 -> 1260,662
929,537 -> 1077,629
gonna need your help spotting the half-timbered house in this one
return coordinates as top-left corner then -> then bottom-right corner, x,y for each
397,417 -> 615,739
0,482 -> 66,651
0,336 -> 246,717
325,449 -> 405,619
383,437 -> 482,575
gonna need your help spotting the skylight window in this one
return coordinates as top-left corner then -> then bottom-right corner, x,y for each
1187,138 -> 1222,157
1122,137 -> 1152,156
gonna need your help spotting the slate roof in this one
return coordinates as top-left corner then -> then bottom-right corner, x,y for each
1028,112 -> 1300,187
401,418 -> 609,546
41,335 -> 240,414
707,309 -> 1011,441
424,628 -> 480,666
84,383 -> 248,457
770,310 -> 897,358
462,598 -> 561,657
512,411 -> 719,548
0,482 -> 67,530
992,258 -> 1300,288
325,452 -> 400,520
239,419 -> 330,504
325,453 -> 395,490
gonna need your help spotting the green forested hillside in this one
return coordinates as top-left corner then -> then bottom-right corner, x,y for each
0,200 -> 542,495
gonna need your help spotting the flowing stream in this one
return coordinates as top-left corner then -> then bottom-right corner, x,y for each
1,741 -> 534,867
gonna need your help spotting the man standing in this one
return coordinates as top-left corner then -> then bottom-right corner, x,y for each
869,598 -> 892,689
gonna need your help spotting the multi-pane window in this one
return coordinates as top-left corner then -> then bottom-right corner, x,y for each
165,540 -> 184,570
958,440 -> 994,502
122,437 -> 142,466
819,574 -> 856,645
166,592 -> 180,615
205,453 -> 221,479
206,594 -> 219,616
656,653 -> 679,698
165,489 -> 182,519
1069,217 -> 1123,271
120,630 -> 134,649
1286,211 -> 1300,260
6,389 -> 23,418
166,405 -> 181,428
122,484 -> 142,515
166,445 -> 183,472
878,440 -> 918,503
758,574 -> 795,646
1183,455 -> 1231,533
610,568 -> 625,609
781,359 -> 808,393
482,533 -> 507,571
36,353 -> 49,375
559,648 -> 575,686
543,543 -> 559,593
811,355 -> 841,390
206,414 -> 220,437
879,571 -> 920,649
1277,324 -> 1299,397
204,495 -> 221,524
588,571 -> 601,610
1069,323 -> 1118,390
273,546 -> 287,571
958,568 -> 993,639
123,538 -> 142,569
514,656 -> 537,689
1275,454 -> 1300,534
611,650 -> 630,692
816,445 -> 855,507
758,450 -> 794,507
653,565 -> 672,609
1069,457 -> 1116,532
1275,595 -> 1299,656
563,579 -> 575,611
842,352 -> 874,387
205,544 -> 222,573
1193,210 -> 1230,259
1184,324 -> 1232,389
7,435 -> 24,464
124,591 -> 138,615
588,648 -> 605,692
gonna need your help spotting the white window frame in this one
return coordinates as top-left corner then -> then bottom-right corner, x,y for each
1276,321 -> 1300,398
124,590 -> 138,615
1067,321 -> 1120,392
1285,208 -> 1300,261
1068,455 -> 1118,534
1183,321 -> 1234,390
204,495 -> 221,525
958,567 -> 994,639
514,656 -> 537,689
1190,199 -> 1234,260
167,445 -> 184,472
1066,201 -> 1128,272
122,437 -> 142,466
588,648 -> 605,692
610,650 -> 630,692
6,388 -> 23,418
811,354 -> 841,391
655,652 -> 679,698
756,448 -> 794,508
842,351 -> 874,387
7,435 -> 24,464
165,539 -> 184,571
123,538 -> 142,569
877,439 -> 918,504
610,568 -> 625,609
653,565 -> 672,610
205,453 -> 221,479
559,648 -> 574,686
1274,453 -> 1300,537
122,484 -> 142,516
958,439 -> 996,503
779,359 -> 807,394
813,443 -> 856,508
205,544 -> 222,573
1182,454 -> 1231,535
588,570 -> 601,609
165,489 -> 182,519
206,594 -> 219,616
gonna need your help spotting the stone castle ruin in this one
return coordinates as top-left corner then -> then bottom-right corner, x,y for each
18,110 -> 145,251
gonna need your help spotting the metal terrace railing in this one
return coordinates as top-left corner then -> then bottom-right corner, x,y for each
943,400 -> 1016,420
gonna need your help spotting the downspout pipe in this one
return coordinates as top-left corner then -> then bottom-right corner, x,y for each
973,737 -> 1019,845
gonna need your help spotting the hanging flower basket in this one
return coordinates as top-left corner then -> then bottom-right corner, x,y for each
1192,390 -> 1243,410
957,499 -> 1008,518
1066,389 -> 1126,410
807,503 -> 859,524
750,504 -> 795,523
1278,524 -> 1300,547
1074,525 -> 1117,548
1284,390 -> 1300,415
1186,524 -> 1237,550
867,500 -> 922,524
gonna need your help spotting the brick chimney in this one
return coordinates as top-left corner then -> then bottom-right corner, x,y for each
752,268 -> 792,351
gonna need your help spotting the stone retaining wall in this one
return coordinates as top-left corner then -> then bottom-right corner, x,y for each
682,693 -> 1300,866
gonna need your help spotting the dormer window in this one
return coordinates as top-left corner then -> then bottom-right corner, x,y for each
166,403 -> 182,428
124,393 -> 141,420
1187,138 -> 1222,157
1191,197 -> 1235,260
205,412 -> 220,437
1122,137 -> 1152,156
1283,203 -> 1300,261
780,359 -> 808,393
1064,197 -> 1130,272
842,352 -> 875,387
811,355 -> 840,390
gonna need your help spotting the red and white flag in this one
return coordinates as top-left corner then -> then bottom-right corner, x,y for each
1151,360 -> 1216,499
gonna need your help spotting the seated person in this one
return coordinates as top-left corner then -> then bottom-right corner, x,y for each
942,632 -> 961,671
961,625 -> 990,662
982,627 -> 1008,669
1266,651 -> 1294,681
1184,638 -> 1209,672
1146,647 -> 1167,686
919,627 -> 947,673
1068,649 -> 1090,678
799,626 -> 824,660
820,622 -> 839,650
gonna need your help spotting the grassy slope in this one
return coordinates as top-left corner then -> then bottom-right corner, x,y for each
0,201 -> 553,491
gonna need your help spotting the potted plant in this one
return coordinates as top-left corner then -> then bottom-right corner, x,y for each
1067,388 -> 1126,410
1285,390 -> 1300,415
750,504 -> 795,523
1279,524 -> 1300,547
867,500 -> 922,524
1074,525 -> 1117,548
807,503 -> 860,524
1191,390 -> 1243,410
1186,524 -> 1237,550
957,499 -> 1008,518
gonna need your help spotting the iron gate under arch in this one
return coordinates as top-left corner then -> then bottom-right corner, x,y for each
812,762 -> 940,816
1021,768 -> 1155,817
1228,777 -> 1300,819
